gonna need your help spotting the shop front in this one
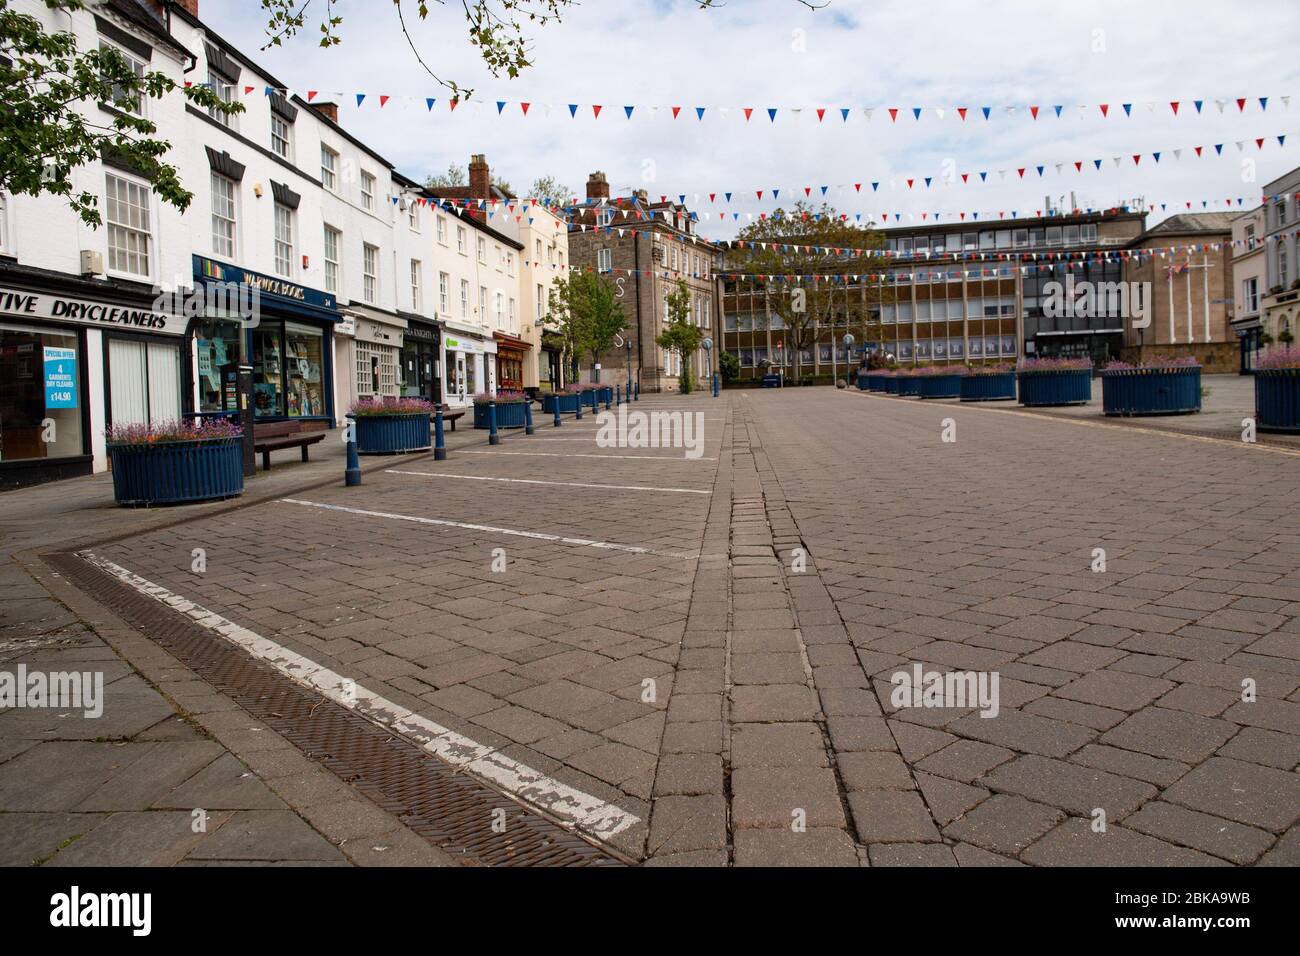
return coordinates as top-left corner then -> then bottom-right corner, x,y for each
190,256 -> 339,425
1,263 -> 187,488
493,332 -> 530,393
346,305 -> 406,404
440,322 -> 496,406
400,316 -> 441,403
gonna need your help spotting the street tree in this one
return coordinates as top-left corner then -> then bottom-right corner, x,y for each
727,201 -> 890,381
549,271 -> 626,383
656,280 -> 704,393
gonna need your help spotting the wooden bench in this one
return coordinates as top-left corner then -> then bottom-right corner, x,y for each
252,420 -> 327,471
436,405 -> 466,431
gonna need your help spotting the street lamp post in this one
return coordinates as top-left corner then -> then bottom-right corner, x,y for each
842,333 -> 856,389
625,337 -> 633,402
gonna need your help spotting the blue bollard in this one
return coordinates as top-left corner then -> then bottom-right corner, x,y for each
553,400 -> 561,427
488,401 -> 500,445
604,388 -> 612,410
524,399 -> 535,435
434,407 -> 447,461
575,393 -> 583,420
345,432 -> 361,486
712,372 -> 720,398
616,384 -> 622,405
590,389 -> 600,413
634,382 -> 640,401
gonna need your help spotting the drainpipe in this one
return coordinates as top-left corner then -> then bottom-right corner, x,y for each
634,231 -> 644,392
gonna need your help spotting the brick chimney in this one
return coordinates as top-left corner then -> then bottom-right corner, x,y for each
586,171 -> 610,201
176,0 -> 200,15
469,154 -> 490,199
315,100 -> 339,124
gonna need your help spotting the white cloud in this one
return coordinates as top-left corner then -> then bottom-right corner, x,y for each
200,0 -> 1300,238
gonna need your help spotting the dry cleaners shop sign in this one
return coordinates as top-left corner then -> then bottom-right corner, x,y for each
0,288 -> 184,335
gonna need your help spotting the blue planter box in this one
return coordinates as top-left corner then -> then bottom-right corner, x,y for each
1256,370 -> 1300,432
961,372 -> 1017,402
598,386 -> 613,404
897,376 -> 922,397
474,401 -> 529,429
856,372 -> 869,390
1102,367 -> 1201,416
917,374 -> 963,399
1017,369 -> 1092,406
540,393 -> 580,414
882,376 -> 901,394
354,413 -> 431,453
109,438 -> 243,506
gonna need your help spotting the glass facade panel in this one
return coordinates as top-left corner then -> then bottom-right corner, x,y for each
0,324 -> 84,462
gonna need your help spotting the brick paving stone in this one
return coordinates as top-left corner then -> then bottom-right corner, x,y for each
867,843 -> 957,867
652,753 -> 723,796
647,795 -> 727,856
731,723 -> 828,767
1258,827 -> 1300,866
916,739 -> 1017,783
1100,707 -> 1238,763
731,766 -> 846,829
1216,727 -> 1300,770
913,772 -> 990,827
733,828 -> 860,867
1022,818 -> 1229,866
847,789 -> 940,844
1070,744 -> 1191,788
1163,757 -> 1300,832
952,843 -> 1024,867
836,751 -> 914,791
1054,670 -> 1175,710
730,684 -> 819,723
981,754 -> 1157,819
827,716 -> 897,752
942,794 -> 1064,857
947,710 -> 1094,758
1122,801 -> 1275,865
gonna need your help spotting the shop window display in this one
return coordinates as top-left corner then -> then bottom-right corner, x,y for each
0,324 -> 84,462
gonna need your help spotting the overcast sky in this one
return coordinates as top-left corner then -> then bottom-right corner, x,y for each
202,0 -> 1300,239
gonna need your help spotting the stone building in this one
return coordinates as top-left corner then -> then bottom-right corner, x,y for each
1229,205 -> 1267,373
1121,213 -> 1237,372
566,173 -> 723,392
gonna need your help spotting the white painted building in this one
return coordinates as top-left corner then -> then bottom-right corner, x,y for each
1,0 -> 195,487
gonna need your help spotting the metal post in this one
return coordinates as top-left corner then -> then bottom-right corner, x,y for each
575,392 -> 583,420
553,399 -> 562,427
616,384 -> 622,405
604,387 -> 612,410
634,382 -> 640,401
713,372 -> 720,397
345,419 -> 361,486
434,407 -> 447,461
488,401 -> 500,445
524,399 -> 534,436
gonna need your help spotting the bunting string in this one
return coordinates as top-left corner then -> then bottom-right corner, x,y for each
189,83 -> 1296,125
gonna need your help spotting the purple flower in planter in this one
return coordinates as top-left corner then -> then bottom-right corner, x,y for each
1018,357 -> 1093,371
473,390 -> 528,404
105,418 -> 241,445
1258,347 -> 1300,370
348,397 -> 434,417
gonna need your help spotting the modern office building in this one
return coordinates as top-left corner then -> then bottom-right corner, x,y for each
721,207 -> 1148,379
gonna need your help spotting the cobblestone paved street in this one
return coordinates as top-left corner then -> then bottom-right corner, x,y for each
4,388 -> 1300,865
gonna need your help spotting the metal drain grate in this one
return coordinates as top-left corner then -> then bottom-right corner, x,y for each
46,551 -> 622,867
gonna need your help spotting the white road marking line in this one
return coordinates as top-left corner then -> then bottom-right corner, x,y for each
280,498 -> 700,559
457,450 -> 717,462
386,469 -> 711,495
81,553 -> 641,840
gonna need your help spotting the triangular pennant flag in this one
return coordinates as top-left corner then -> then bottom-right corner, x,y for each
912,107 -> 922,120
840,107 -> 850,122
355,93 -> 366,106
567,103 -> 577,117
624,105 -> 634,119
592,104 -> 602,118
744,107 -> 753,121
1099,103 -> 1108,117
671,106 -> 681,119
496,101 -> 506,114
768,108 -> 778,122
1194,100 -> 1203,113
1170,101 -> 1179,115
695,106 -> 706,121
425,97 -> 436,110
981,106 -> 991,120
957,107 -> 968,120
379,95 -> 389,108
816,108 -> 825,122
888,108 -> 899,122
1053,105 -> 1063,117
1122,103 -> 1132,116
